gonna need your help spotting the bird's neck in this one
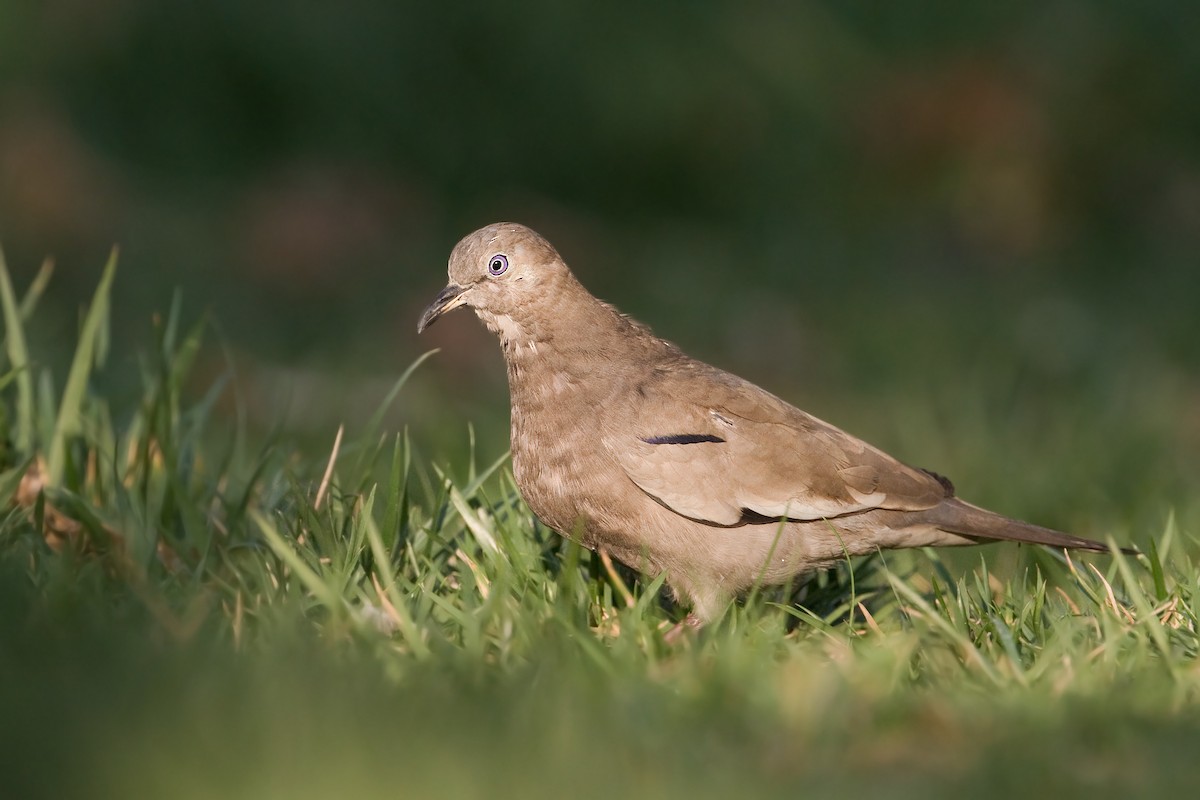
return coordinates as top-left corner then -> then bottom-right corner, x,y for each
497,286 -> 669,398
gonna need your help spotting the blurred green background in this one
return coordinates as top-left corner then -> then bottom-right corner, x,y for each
3,5 -> 1200,798
1,0 -> 1197,524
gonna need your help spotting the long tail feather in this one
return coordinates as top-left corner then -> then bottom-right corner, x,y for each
929,499 -> 1138,555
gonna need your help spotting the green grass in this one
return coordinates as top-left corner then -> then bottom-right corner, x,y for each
1,249 -> 1198,800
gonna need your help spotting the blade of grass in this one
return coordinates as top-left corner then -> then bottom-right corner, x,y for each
1109,542 -> 1176,675
381,433 -> 407,551
0,460 -> 31,506
46,248 -> 118,487
350,349 -> 440,476
631,570 -> 669,621
0,243 -> 35,453
18,257 -> 55,321
362,498 -> 430,659
432,462 -> 500,555
887,572 -> 1004,686
1148,538 -> 1168,604
251,509 -> 345,614
463,449 -> 513,497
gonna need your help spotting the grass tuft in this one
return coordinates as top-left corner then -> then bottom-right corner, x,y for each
0,249 -> 1198,799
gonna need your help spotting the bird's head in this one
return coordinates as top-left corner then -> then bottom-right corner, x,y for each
417,223 -> 571,342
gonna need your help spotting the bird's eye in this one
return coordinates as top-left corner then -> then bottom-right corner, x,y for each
488,254 -> 509,276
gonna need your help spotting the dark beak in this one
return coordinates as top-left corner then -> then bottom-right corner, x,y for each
417,283 -> 468,334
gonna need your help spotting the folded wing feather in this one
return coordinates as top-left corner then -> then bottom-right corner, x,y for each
609,364 -> 951,526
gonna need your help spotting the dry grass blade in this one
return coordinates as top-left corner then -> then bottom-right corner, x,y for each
315,423 -> 344,510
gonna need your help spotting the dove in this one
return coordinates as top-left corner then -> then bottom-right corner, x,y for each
418,222 -> 1128,624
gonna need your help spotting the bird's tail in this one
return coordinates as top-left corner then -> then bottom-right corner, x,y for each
926,498 -> 1138,555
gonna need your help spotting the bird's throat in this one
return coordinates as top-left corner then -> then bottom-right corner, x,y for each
477,310 -> 528,346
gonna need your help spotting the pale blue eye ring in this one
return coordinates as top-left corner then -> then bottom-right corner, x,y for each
488,254 -> 509,276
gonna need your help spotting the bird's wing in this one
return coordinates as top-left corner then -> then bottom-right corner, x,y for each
608,363 -> 950,526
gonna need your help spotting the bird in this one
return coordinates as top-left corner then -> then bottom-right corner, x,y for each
418,222 -> 1130,625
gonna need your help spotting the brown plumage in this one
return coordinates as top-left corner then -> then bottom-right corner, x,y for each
418,222 -> 1130,623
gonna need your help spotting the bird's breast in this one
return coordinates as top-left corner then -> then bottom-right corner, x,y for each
506,357 -> 628,541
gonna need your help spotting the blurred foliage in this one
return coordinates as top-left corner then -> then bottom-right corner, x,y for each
0,0 -> 1197,459
2,8 -> 1200,794
0,256 -> 1196,799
